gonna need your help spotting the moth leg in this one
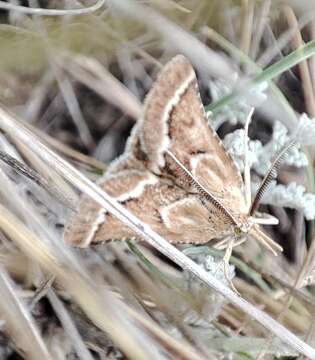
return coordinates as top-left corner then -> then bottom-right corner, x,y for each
251,216 -> 279,226
223,237 -> 240,295
250,225 -> 283,255
244,107 -> 254,212
215,236 -> 232,250
233,236 -> 247,247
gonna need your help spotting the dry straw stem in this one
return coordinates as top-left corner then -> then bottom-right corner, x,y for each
257,6 -> 315,68
235,279 -> 310,334
24,71 -> 55,123
57,52 -> 142,121
0,107 -> 314,357
11,140 -> 79,210
240,0 -> 254,56
310,20 -> 315,92
0,204 -> 205,360
249,0 -> 271,59
0,265 -> 52,360
0,150 -> 77,211
38,129 -> 106,171
0,0 -> 106,16
107,0 -> 235,81
283,5 -> 315,117
21,120 -> 107,171
47,289 -> 94,360
50,61 -> 95,150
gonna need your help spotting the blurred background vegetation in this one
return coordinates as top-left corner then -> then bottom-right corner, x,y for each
0,0 -> 315,359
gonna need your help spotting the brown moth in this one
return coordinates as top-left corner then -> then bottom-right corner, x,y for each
64,55 -> 283,262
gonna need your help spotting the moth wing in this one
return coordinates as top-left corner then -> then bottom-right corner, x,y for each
160,198 -> 233,242
105,122 -> 146,175
140,55 -> 247,216
64,170 -> 229,247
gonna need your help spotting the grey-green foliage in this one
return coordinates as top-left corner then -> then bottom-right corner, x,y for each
208,75 -> 268,129
208,78 -> 315,220
182,249 -> 232,323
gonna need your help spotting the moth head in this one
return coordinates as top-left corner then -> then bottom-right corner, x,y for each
234,218 -> 253,238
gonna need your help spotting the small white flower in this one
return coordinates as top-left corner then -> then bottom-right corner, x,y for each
258,182 -> 315,220
208,76 -> 268,128
253,121 -> 308,176
223,129 -> 261,171
294,113 -> 315,146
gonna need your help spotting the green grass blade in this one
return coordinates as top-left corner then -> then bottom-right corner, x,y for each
206,40 -> 315,115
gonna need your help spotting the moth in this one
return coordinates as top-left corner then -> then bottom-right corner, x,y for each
64,55 -> 286,282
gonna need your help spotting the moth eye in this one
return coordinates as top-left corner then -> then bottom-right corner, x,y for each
234,227 -> 242,237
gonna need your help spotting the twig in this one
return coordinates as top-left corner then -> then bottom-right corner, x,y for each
29,276 -> 55,311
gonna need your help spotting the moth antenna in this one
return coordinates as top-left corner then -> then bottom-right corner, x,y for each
165,150 -> 238,226
249,139 -> 296,215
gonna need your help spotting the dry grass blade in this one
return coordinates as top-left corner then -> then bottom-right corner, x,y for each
257,7 -> 315,67
25,123 -> 107,171
47,290 -> 94,360
12,140 -> 79,210
283,5 -> 315,117
0,150 -> 77,210
0,203 -> 206,360
0,265 -> 52,360
58,52 -> 142,121
240,0 -> 254,56
250,0 -> 271,59
0,108 -> 314,358
51,63 -> 95,149
108,0 -> 235,81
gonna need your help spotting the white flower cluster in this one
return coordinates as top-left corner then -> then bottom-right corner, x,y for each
182,249 -> 230,322
208,75 -> 315,219
258,182 -> 315,220
208,74 -> 268,129
183,250 -> 235,285
220,111 -> 315,219
223,121 -> 308,174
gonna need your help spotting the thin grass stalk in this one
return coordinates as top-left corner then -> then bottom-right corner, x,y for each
0,265 -> 52,360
